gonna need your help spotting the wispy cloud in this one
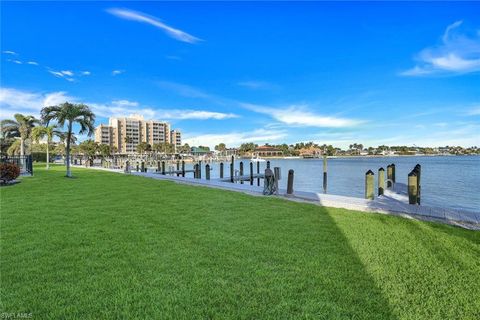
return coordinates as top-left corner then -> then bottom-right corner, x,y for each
48,70 -> 75,82
27,61 -> 39,65
8,59 -> 22,64
112,69 -> 125,76
158,110 -> 238,120
2,50 -> 17,55
241,103 -> 365,128
81,71 -> 91,76
401,21 -> 480,76
107,8 -> 202,44
157,81 -> 212,99
466,105 -> 480,116
237,80 -> 276,90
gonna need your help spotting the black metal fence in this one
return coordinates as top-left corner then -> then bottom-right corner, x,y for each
0,155 -> 33,175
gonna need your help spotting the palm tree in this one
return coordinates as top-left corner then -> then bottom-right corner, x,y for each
31,124 -> 63,170
41,103 -> 95,177
0,113 -> 39,157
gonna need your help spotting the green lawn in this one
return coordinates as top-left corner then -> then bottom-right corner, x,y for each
1,165 -> 479,319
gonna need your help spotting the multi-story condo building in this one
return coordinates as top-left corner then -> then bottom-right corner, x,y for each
94,114 -> 181,154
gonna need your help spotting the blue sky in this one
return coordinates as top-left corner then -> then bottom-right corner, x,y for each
1,1 -> 479,148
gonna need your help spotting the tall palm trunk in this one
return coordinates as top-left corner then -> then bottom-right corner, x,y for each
46,139 -> 50,170
66,121 -> 72,177
20,138 -> 25,157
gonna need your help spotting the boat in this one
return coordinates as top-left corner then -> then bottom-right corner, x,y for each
251,155 -> 266,162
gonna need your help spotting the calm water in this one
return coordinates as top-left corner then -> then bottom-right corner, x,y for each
178,156 -> 480,212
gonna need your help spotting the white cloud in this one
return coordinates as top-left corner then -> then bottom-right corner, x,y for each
61,70 -> 74,76
48,70 -> 76,81
27,61 -> 39,65
2,50 -> 17,55
402,21 -> 480,76
112,100 -> 139,107
81,71 -> 91,76
0,88 -> 74,119
8,59 -> 22,64
241,103 -> 364,128
158,110 -> 238,120
112,70 -> 125,76
107,8 -> 202,44
183,129 -> 287,148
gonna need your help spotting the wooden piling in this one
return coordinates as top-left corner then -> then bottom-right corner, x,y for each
125,160 -> 130,173
220,162 -> 224,179
365,170 -> 374,200
239,161 -> 244,184
274,167 -> 281,195
136,162 -> 139,172
378,167 -> 385,196
415,164 -> 421,205
257,162 -> 260,186
141,161 -> 145,172
176,161 -> 180,177
267,161 -> 271,169
287,169 -> 294,195
161,161 -> 166,175
249,162 -> 253,185
230,156 -> 234,183
198,162 -> 202,179
323,155 -> 328,194
391,163 -> 396,183
181,161 -> 185,177
386,164 -> 393,188
408,171 -> 418,205
206,164 -> 210,180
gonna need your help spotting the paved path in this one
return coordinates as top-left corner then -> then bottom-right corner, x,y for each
74,165 -> 480,230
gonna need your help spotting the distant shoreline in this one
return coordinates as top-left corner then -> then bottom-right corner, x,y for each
237,154 -> 478,160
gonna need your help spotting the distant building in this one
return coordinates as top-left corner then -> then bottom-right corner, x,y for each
191,146 -> 210,156
254,145 -> 283,157
94,114 -> 181,153
298,146 -> 322,158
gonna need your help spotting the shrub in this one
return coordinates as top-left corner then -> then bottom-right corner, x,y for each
0,163 -> 21,184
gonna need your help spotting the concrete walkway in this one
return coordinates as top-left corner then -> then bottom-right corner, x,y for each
74,165 -> 480,230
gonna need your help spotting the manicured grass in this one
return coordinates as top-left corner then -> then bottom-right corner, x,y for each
1,165 -> 479,319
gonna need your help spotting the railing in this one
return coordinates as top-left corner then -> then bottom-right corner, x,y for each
0,155 -> 33,175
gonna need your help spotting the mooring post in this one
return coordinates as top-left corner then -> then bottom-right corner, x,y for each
378,167 -> 385,196
365,170 -> 374,200
220,162 -> 224,179
125,160 -> 130,173
141,161 -> 145,172
198,162 -> 202,179
239,161 -> 244,184
157,160 -> 161,172
249,162 -> 253,185
274,167 -> 281,195
391,163 -> 396,184
267,161 -> 271,169
161,161 -> 166,175
408,171 -> 418,205
136,162 -> 139,172
415,164 -> 421,205
206,164 -> 210,180
386,164 -> 393,188
257,161 -> 260,186
176,161 -> 180,177
181,160 -> 185,177
323,155 -> 328,194
230,156 -> 234,183
287,169 -> 294,195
